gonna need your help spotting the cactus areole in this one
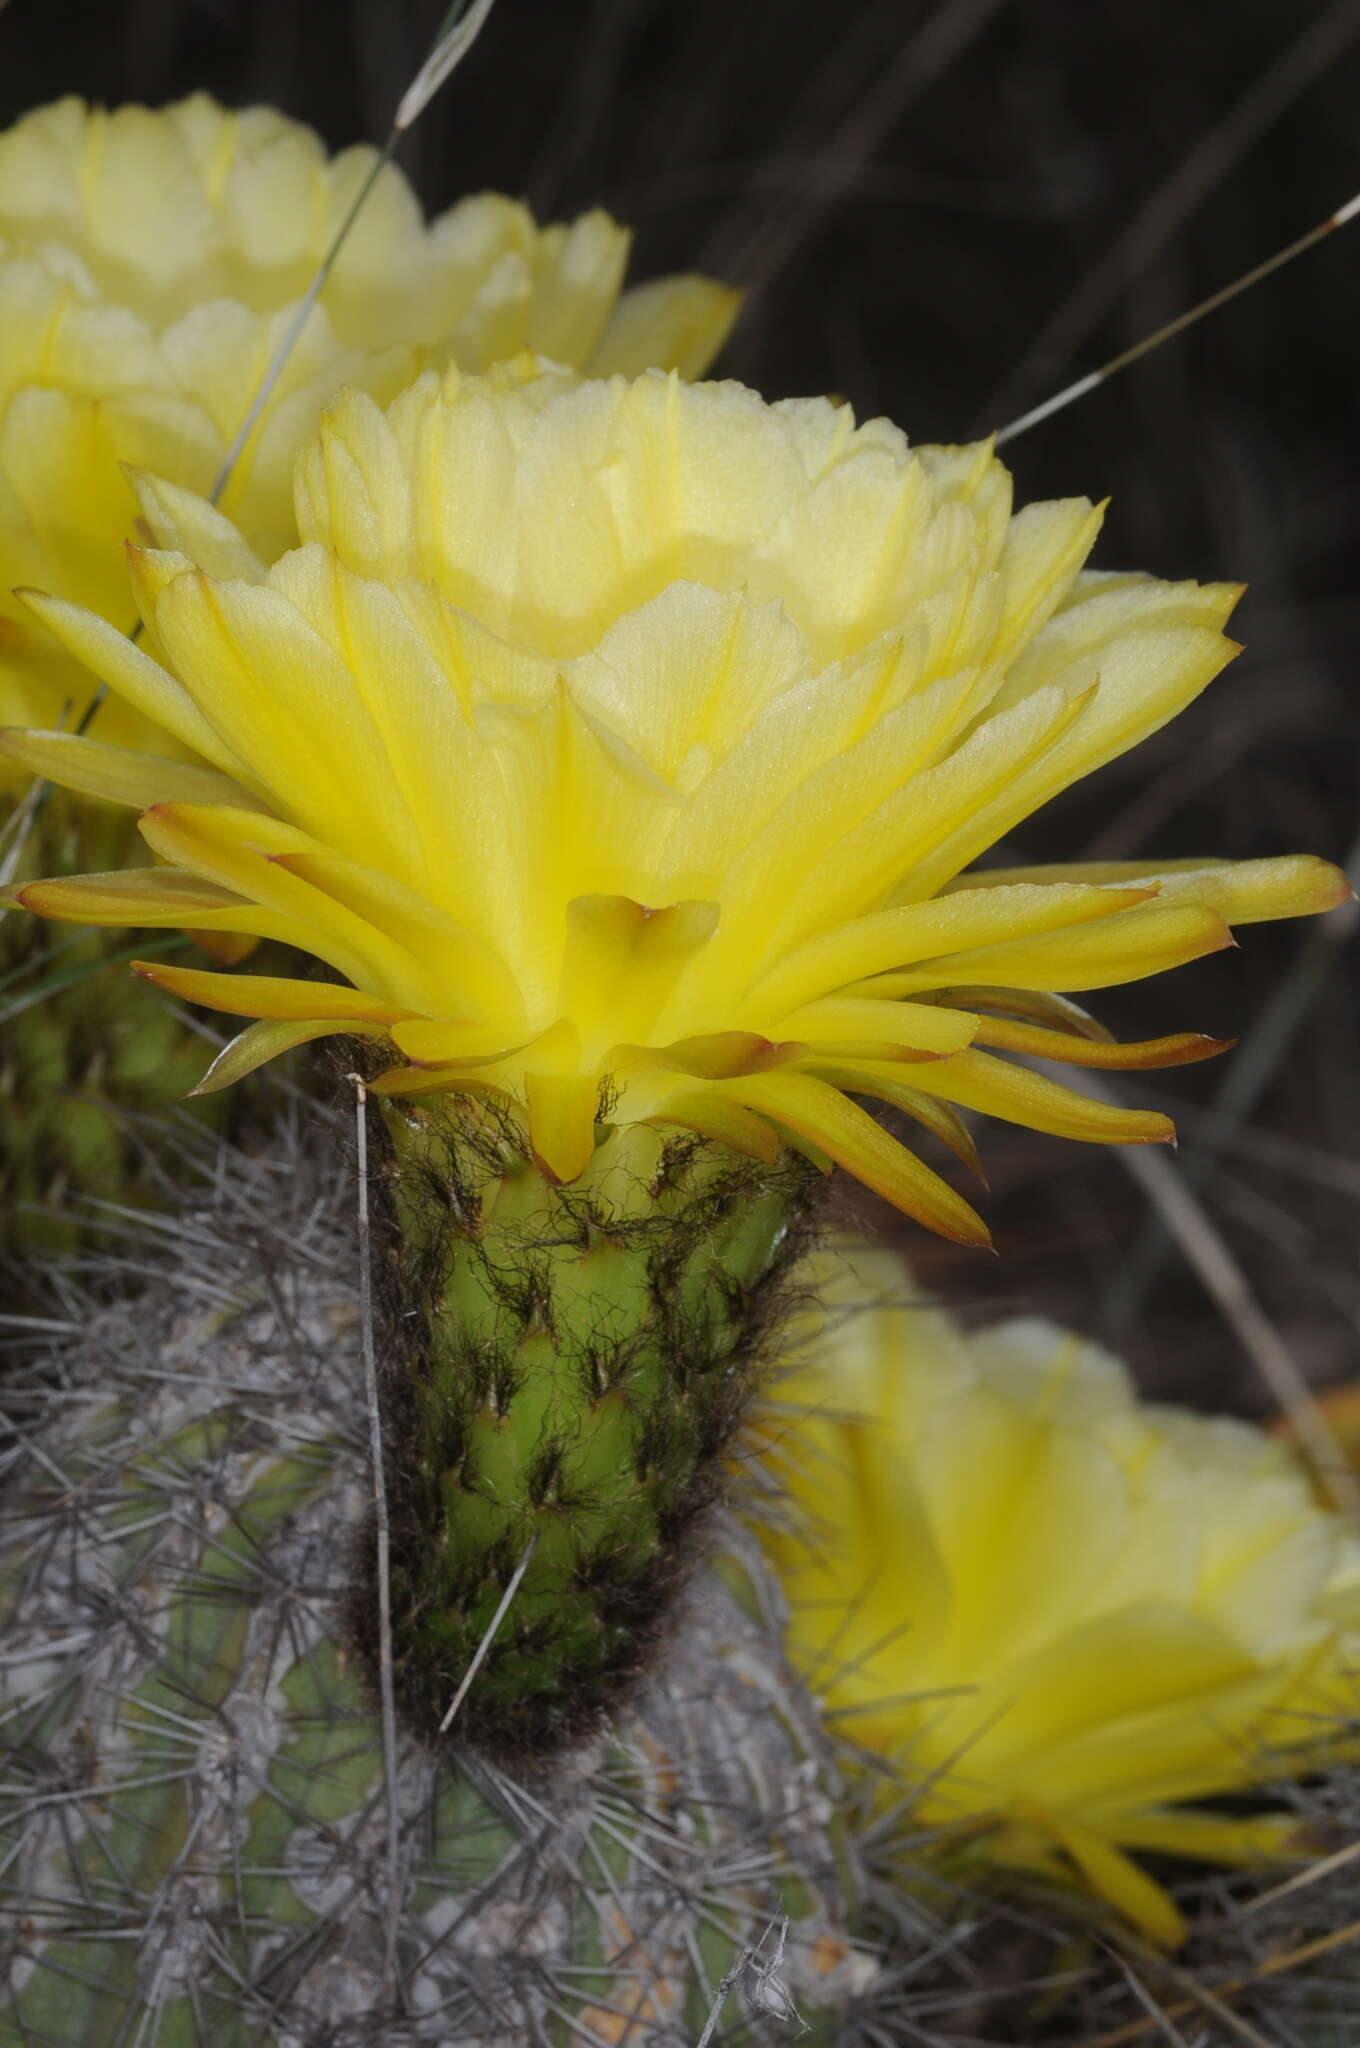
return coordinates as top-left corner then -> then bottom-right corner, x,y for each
358,1088 -> 820,1755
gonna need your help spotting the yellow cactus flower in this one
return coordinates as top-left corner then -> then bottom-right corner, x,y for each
2,363 -> 1347,1238
755,1244 -> 1360,1945
0,94 -> 736,756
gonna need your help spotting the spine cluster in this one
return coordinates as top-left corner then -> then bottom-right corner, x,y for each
0,1132 -> 861,2044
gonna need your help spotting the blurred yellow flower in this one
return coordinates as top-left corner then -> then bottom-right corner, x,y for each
756,1244 -> 1360,1943
3,362 -> 1346,1233
0,94 -> 736,756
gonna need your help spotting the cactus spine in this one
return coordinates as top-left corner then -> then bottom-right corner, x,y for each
0,1134 -> 865,2045
368,1094 -> 822,1756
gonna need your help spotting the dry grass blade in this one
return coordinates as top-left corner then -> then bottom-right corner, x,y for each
0,764 -> 43,887
1105,838 -> 1360,1338
0,696 -> 80,910
1240,1833 -> 1360,1913
1055,1068 -> 1360,1516
1133,1951 -> 1277,2048
209,0 -> 499,512
0,1 -> 503,925
700,0 -> 1010,294
396,0 -> 500,130
0,935 -> 187,1029
995,188 -> 1360,443
1112,1953 -> 1195,2048
436,1529 -> 539,1736
979,0 -> 1360,428
2,1118 -> 861,2036
1079,1917 -> 1360,2048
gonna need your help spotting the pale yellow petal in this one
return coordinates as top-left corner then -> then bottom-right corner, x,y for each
961,853 -> 1350,926
128,467 -> 269,580
589,275 -> 741,379
900,624 -> 1238,900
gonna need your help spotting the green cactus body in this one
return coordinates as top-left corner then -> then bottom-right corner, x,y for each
368,1096 -> 821,1756
0,1144 -> 866,2043
1,796 -> 212,1272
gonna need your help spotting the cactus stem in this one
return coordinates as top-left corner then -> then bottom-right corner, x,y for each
357,1089 -> 824,1757
349,1071 -> 403,1996
1,1126 -> 862,2040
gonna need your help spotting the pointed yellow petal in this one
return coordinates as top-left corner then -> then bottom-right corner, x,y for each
954,853 -> 1352,924
190,1018 -> 380,1095
1048,1821 -> 1187,1947
1133,853 -> 1351,924
15,586 -> 252,778
897,1049 -> 1176,1145
988,496 -> 1104,667
589,275 -> 742,379
293,385 -> 412,576
923,985 -> 1114,1040
185,929 -> 260,966
525,1068 -> 601,1184
644,1091 -> 782,1165
0,727 -> 261,812
893,1091 -> 985,1181
524,209 -> 630,364
773,996 -> 978,1056
800,1061 -> 984,1181
972,1017 -> 1232,1070
745,883 -> 1155,1018
148,564 -> 423,870
132,960 -> 412,1023
1047,566 -> 1243,642
903,624 -> 1238,900
6,865 -> 316,953
635,1029 -> 804,1079
558,893 -> 720,1045
364,1066 -> 512,1102
1112,1808 -> 1303,1869
137,802 -> 442,1010
126,469 -> 269,581
714,1069 -> 991,1246
873,900 -> 1233,998
391,1019 -> 539,1067
10,866 -> 253,924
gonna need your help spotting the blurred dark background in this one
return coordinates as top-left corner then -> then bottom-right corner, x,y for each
3,0 -> 1358,1413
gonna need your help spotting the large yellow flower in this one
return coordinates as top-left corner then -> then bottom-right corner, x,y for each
0,94 -> 735,754
756,1244 -> 1360,1945
2,362 -> 1346,1239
